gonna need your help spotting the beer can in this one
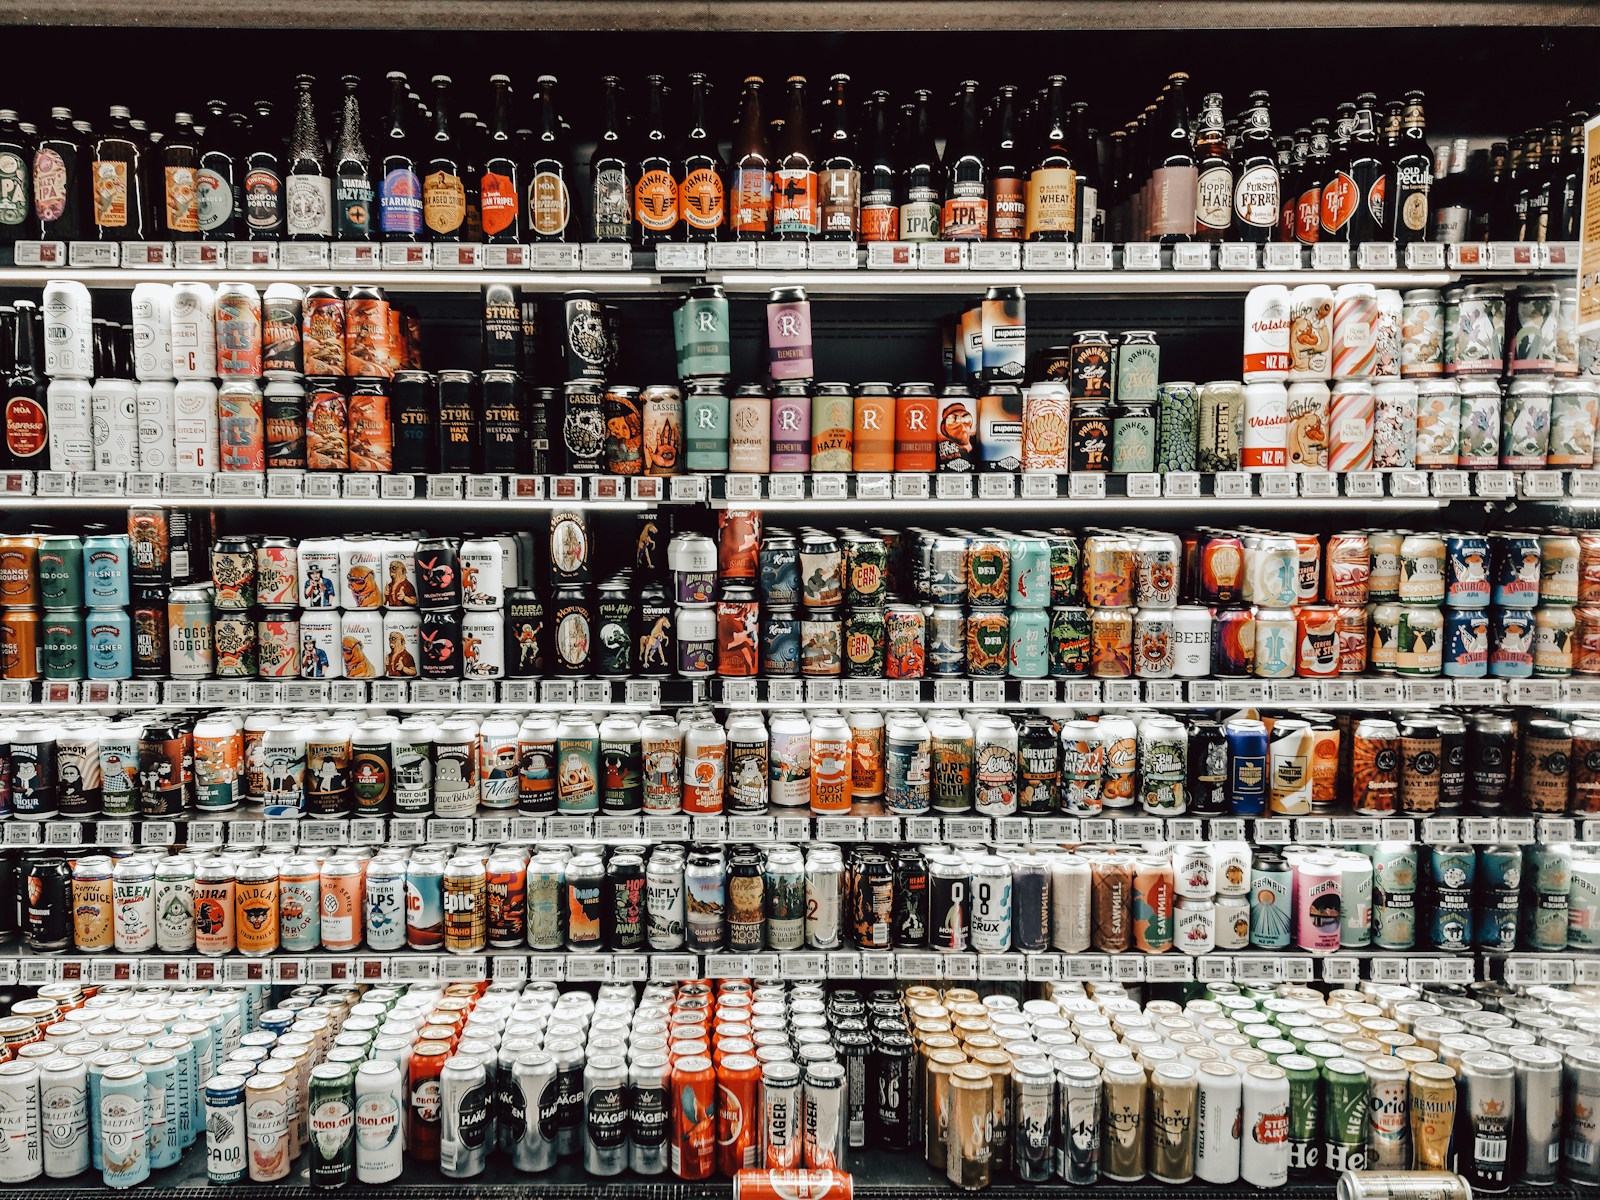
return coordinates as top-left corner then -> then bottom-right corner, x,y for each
46,377 -> 93,471
1156,381 -> 1199,473
262,283 -> 304,377
1244,286 -> 1290,381
1242,382 -> 1288,470
132,282 -> 175,381
171,280 -> 218,379
92,378 -> 140,473
214,281 -> 262,378
172,379 -> 220,472
1199,381 -> 1244,471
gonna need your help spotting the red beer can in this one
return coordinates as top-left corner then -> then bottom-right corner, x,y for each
305,385 -> 351,471
672,1055 -> 717,1180
1324,532 -> 1372,606
407,1039 -> 452,1162
718,510 -> 763,580
348,384 -> 394,473
733,1170 -> 853,1200
301,285 -> 347,376
345,286 -> 391,378
1212,607 -> 1255,675
716,1054 -> 762,1176
1296,604 -> 1341,676
1575,606 -> 1600,675
1199,533 -> 1245,606
1337,604 -> 1369,673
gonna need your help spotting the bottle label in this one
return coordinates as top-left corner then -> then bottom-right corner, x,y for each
528,171 -> 568,237
5,393 -> 47,460
1296,186 -> 1321,243
1151,165 -> 1198,237
1320,170 -> 1358,234
32,148 -> 66,223
1233,164 -> 1279,228
286,174 -> 333,237
422,171 -> 465,235
941,180 -> 987,240
478,170 -> 518,236
1433,205 -> 1469,245
0,149 -> 27,227
336,175 -> 373,237
1399,180 -> 1430,233
1082,184 -> 1100,243
635,168 -> 679,233
1196,165 -> 1233,231
733,165 -> 771,235
92,160 -> 130,229
773,168 -> 819,236
165,165 -> 199,234
379,167 -> 422,234
819,167 -> 860,236
1365,174 -> 1387,227
197,168 -> 233,232
990,177 -> 1025,240
681,166 -> 726,231
861,198 -> 898,242
1023,166 -> 1075,237
593,166 -> 631,240
900,192 -> 940,242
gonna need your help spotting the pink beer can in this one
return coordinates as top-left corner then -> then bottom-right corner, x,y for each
215,281 -> 263,378
1326,381 -> 1376,472
1330,283 -> 1379,379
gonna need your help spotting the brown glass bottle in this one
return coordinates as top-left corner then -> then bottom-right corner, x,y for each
634,75 -> 677,247
679,72 -> 725,241
772,76 -> 818,240
1024,76 -> 1073,242
729,76 -> 770,241
91,104 -> 144,240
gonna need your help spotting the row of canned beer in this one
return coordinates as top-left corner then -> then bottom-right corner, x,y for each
1243,283 -> 1587,386
0,700 -> 1591,822
14,834 -> 1600,958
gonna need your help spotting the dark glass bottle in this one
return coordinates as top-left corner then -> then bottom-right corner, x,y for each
1277,129 -> 1307,243
91,104 -> 144,241
1318,102 -> 1357,242
1527,124 -> 1564,243
860,90 -> 898,242
1392,90 -> 1433,246
333,76 -> 373,241
1480,142 -> 1515,241
589,76 -> 632,243
285,75 -> 332,241
1295,120 -> 1329,244
3,298 -> 45,470
679,72 -> 725,241
1231,90 -> 1279,244
0,109 -> 31,246
1430,136 -> 1470,244
458,111 -> 484,243
378,72 -> 422,242
196,99 -> 238,242
1194,92 -> 1232,242
528,77 -> 573,244
480,74 -> 522,244
159,111 -> 200,241
987,85 -> 1024,241
1513,132 -> 1542,242
1025,77 -> 1072,242
634,75 -> 678,247
1150,72 -> 1196,244
1066,100 -> 1099,243
1104,129 -> 1127,242
940,80 -> 986,241
421,76 -> 465,242
773,76 -> 819,240
31,106 -> 80,242
1558,111 -> 1589,242
1340,93 -> 1387,246
728,76 -> 770,241
816,73 -> 858,240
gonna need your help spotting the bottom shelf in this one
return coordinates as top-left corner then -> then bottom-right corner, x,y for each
21,1152 -> 1591,1200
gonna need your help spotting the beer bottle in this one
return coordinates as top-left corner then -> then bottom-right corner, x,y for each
773,76 -> 819,240
1136,102 -> 1158,237
817,73 -> 859,240
1530,123 -> 1565,242
333,76 -> 373,242
420,77 -> 466,242
479,75 -> 520,243
590,75 -> 632,243
987,85 -> 1024,240
378,72 -> 422,242
285,75 -> 333,241
1294,120 -> 1328,244
860,90 -> 898,241
0,109 -> 29,247
729,76 -> 770,241
1430,136 -> 1470,244
91,104 -> 144,241
527,76 -> 573,243
1277,128 -> 1307,242
194,100 -> 238,242
1391,90 -> 1433,246
31,106 -> 80,243
1477,141 -> 1511,241
1557,110 -> 1588,242
458,110 -> 484,242
1150,72 -> 1196,244
1024,77 -> 1073,242
1067,100 -> 1099,242
1317,102 -> 1355,242
1194,92 -> 1232,242
679,72 -> 726,241
939,80 -> 986,241
1340,93 -> 1386,246
3,298 -> 44,471
1513,131 -> 1542,242
1231,90 -> 1278,244
634,74 -> 678,247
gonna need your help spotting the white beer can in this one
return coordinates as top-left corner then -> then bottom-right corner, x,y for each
132,282 -> 175,381
42,279 -> 94,380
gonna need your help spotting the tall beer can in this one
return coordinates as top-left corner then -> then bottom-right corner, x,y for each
1240,1063 -> 1289,1187
171,281 -> 218,379
40,1055 -> 89,1179
1195,1060 -> 1242,1184
204,1074 -> 248,1184
131,282 -> 175,381
353,1059 -> 404,1184
1510,1045 -> 1561,1185
438,1056 -> 490,1178
1458,1050 -> 1514,1192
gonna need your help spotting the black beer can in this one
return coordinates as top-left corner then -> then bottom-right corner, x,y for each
391,369 -> 435,474
138,721 -> 192,817
562,379 -> 605,473
604,854 -> 646,951
519,299 -> 541,378
506,588 -> 548,678
890,846 -> 928,947
1068,399 -> 1113,473
414,538 -> 462,611
264,382 -> 307,469
527,386 -> 553,474
419,609 -> 463,679
10,729 -> 58,820
595,580 -> 636,678
848,848 -> 894,950
868,1034 -> 916,1151
481,369 -> 525,474
636,582 -> 673,678
482,282 -> 522,372
563,290 -> 609,379
24,853 -> 71,952
0,849 -> 19,943
600,723 -> 642,816
845,606 -> 887,679
1186,717 -> 1230,815
436,369 -> 480,474
552,585 -> 592,676
132,586 -> 169,678
635,511 -> 664,581
1017,714 -> 1061,814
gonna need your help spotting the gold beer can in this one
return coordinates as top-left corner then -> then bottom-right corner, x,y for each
946,1063 -> 994,1191
1408,1061 -> 1458,1170
1148,1060 -> 1199,1183
1102,1058 -> 1149,1181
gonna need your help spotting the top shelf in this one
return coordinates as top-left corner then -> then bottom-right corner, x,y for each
0,238 -> 1573,297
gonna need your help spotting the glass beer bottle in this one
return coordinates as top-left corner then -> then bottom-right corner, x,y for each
589,75 -> 632,243
422,75 -> 466,243
679,71 -> 725,241
634,75 -> 678,248
333,76 -> 373,241
859,90 -> 898,242
527,76 -> 572,243
285,75 -> 332,241
378,72 -> 422,242
816,73 -> 858,241
729,76 -> 771,241
942,80 -> 987,240
773,75 -> 819,240
1024,77 -> 1073,242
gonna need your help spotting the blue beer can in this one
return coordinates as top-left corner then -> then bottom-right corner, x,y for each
87,608 -> 133,680
1443,609 -> 1489,678
1224,717 -> 1269,816
1489,608 -> 1535,678
135,1049 -> 181,1170
1427,845 -> 1476,951
98,1061 -> 150,1188
1492,533 -> 1542,608
757,536 -> 800,606
761,608 -> 800,677
83,533 -> 131,609
1444,534 -> 1491,609
1007,608 -> 1050,678
1008,537 -> 1052,610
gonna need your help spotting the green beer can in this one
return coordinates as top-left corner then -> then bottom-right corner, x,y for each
1279,1052 -> 1323,1176
42,609 -> 86,680
37,533 -> 84,609
1321,1057 -> 1371,1174
308,1060 -> 356,1188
